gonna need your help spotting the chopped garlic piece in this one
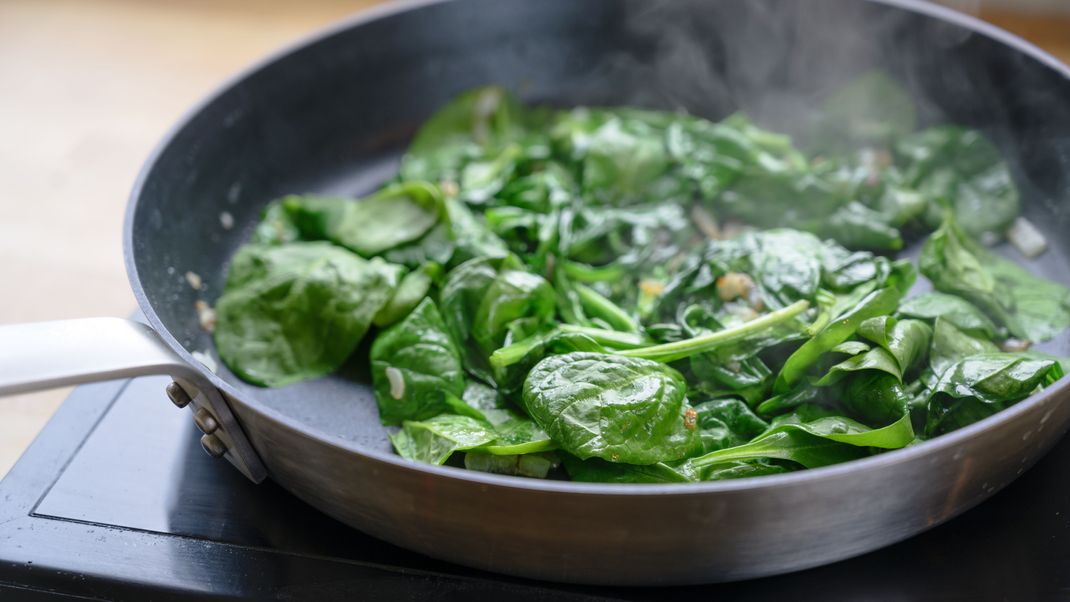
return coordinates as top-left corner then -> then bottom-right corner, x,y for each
185,271 -> 203,290
386,367 -> 405,400
195,300 -> 216,332
716,272 -> 755,302
1007,217 -> 1048,258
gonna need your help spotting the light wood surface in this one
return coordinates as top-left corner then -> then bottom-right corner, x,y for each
0,1 -> 1067,478
0,0 -> 381,477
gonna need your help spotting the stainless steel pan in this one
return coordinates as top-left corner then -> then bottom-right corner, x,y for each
2,0 -> 1069,585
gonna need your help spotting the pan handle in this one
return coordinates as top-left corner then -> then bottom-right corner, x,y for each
0,318 -> 267,483
0,318 -> 203,394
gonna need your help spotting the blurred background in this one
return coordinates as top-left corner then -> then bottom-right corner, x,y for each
0,0 -> 1067,478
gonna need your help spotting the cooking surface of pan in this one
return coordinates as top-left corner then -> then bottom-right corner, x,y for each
118,0 -> 1070,584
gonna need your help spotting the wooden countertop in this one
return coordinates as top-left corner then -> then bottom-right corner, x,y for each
0,1 -> 1067,477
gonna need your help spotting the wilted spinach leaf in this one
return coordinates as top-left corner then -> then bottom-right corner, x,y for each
776,285 -> 903,391
898,292 -> 999,339
465,451 -> 560,478
400,86 -> 527,183
523,352 -> 699,464
920,215 -> 1070,342
857,316 -> 932,378
928,318 -> 999,377
283,182 -> 444,257
472,269 -> 556,358
897,126 -> 1019,240
370,298 -> 473,425
924,353 -> 1064,436
214,242 -> 401,387
373,262 -> 440,328
391,414 -> 497,465
251,198 -> 301,245
562,454 -> 696,483
689,413 -> 914,469
692,398 -> 770,454
439,256 -> 509,382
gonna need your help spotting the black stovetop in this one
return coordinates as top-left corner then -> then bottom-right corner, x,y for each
2,374 -> 1070,601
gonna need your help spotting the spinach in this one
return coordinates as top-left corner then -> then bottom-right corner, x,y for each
692,398 -> 770,454
574,282 -> 641,333
562,455 -> 696,484
372,262 -> 440,327
897,126 -> 1019,240
689,413 -> 915,470
251,198 -> 301,245
618,300 -> 809,363
438,256 -> 509,383
817,347 -> 902,385
924,354 -> 1064,436
284,182 -> 445,256
552,108 -> 687,205
489,329 -> 616,396
857,316 -> 932,378
214,242 -> 401,387
370,298 -> 474,425
481,414 -> 557,455
928,318 -> 999,377
438,257 -> 556,384
444,198 -> 510,264
400,86 -> 527,183
920,215 -> 1070,342
709,229 -> 828,309
382,221 -> 456,268
472,269 -> 556,359
217,87 -> 1070,483
697,459 -> 794,481
522,352 -> 698,464
391,414 -> 498,465
843,372 -> 913,428
898,292 -> 1000,339
465,451 -> 560,478
776,285 -> 903,391
810,316 -> 929,426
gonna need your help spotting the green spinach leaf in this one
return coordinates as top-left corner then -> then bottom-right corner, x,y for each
283,182 -> 444,257
897,126 -> 1019,240
214,242 -> 401,387
925,353 -> 1063,436
920,215 -> 1070,342
370,298 -> 473,425
391,414 -> 498,465
400,86 -> 527,183
898,292 -> 1000,339
689,413 -> 914,469
523,352 -> 699,464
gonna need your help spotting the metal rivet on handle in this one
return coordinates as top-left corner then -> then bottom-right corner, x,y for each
192,407 -> 219,434
166,381 -> 192,408
200,433 -> 227,458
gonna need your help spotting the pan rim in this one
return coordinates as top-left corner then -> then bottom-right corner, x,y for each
124,0 -> 1070,497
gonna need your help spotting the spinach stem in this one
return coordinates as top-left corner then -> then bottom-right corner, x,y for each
574,283 -> 640,333
562,261 -> 626,283
557,324 -> 647,348
617,300 -> 810,363
490,325 -> 648,370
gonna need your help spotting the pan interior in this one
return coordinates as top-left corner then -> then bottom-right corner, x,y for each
128,0 -> 1070,455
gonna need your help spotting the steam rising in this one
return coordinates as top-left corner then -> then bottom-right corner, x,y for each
574,0 -> 1010,141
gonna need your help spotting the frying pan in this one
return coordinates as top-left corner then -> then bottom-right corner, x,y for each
2,0 -> 1070,586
